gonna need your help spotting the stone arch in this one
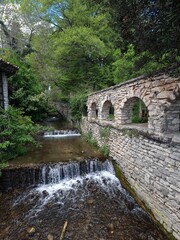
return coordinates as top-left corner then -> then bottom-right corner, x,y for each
101,100 -> 114,121
120,97 -> 148,124
164,95 -> 180,133
89,102 -> 98,120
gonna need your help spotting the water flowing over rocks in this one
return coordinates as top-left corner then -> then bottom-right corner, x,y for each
44,129 -> 81,138
81,118 -> 180,239
0,159 -> 169,240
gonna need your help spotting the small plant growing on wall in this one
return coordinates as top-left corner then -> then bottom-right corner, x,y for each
99,127 -> 110,139
100,144 -> 109,157
83,132 -> 98,147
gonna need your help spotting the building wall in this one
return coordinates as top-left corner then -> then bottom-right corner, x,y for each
81,117 -> 180,240
0,72 -> 8,110
2,72 -> 8,110
0,72 -> 4,108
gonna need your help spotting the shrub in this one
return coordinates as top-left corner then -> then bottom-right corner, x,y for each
99,127 -> 110,139
69,93 -> 88,121
83,132 -> 98,147
100,144 -> 109,157
0,106 -> 42,174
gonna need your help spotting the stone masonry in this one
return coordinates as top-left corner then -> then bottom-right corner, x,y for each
81,118 -> 180,240
87,70 -> 180,135
82,69 -> 180,239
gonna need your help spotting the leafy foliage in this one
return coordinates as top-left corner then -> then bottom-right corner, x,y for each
100,144 -> 109,157
100,0 -> 180,56
1,0 -> 180,123
132,99 -> 148,123
0,106 -> 43,174
2,51 -> 51,121
69,93 -> 87,121
25,0 -> 115,95
113,44 -> 169,84
83,132 -> 98,147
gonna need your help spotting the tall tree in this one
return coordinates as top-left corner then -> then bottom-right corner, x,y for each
24,0 -> 115,95
98,0 -> 180,57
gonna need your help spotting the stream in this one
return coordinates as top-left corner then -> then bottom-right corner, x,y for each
0,120 -> 169,240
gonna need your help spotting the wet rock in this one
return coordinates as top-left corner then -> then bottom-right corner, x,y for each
87,198 -> 94,205
92,187 -> 98,192
47,233 -> 54,240
4,226 -> 10,234
26,226 -> 36,234
43,190 -> 49,197
107,223 -> 114,233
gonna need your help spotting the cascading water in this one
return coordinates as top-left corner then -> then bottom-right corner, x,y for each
0,116 -> 169,240
0,158 -> 169,240
40,159 -> 114,184
0,159 -> 112,189
44,129 -> 81,138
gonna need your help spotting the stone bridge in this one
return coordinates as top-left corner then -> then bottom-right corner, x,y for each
87,68 -> 180,136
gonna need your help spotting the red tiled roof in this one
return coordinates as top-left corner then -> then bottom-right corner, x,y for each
0,58 -> 19,77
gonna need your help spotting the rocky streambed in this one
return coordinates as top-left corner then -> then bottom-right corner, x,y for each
0,160 -> 169,240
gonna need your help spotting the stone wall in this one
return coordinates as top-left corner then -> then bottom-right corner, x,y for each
87,70 -> 180,135
81,117 -> 180,240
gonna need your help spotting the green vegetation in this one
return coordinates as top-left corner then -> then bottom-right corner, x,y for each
0,107 -> 43,174
100,144 -> 109,157
83,132 -> 98,147
99,127 -> 110,139
69,93 -> 87,121
83,132 -> 109,157
132,99 -> 148,123
0,0 -> 179,170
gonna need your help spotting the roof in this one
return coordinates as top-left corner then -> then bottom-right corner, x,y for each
0,58 -> 19,77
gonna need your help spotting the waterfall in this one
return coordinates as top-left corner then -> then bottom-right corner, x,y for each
0,159 -> 114,190
40,159 -> 114,184
44,129 -> 81,138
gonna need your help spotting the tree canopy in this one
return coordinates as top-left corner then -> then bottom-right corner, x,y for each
0,0 -> 179,120
0,0 -> 179,169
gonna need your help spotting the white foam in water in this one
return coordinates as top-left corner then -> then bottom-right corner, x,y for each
37,176 -> 83,196
37,160 -> 118,196
44,129 -> 81,138
13,160 -> 141,220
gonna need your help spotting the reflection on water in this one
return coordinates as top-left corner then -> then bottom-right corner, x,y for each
9,121 -> 103,167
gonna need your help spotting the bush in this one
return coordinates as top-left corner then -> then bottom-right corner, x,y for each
100,144 -> 109,157
99,127 -> 110,139
69,93 -> 88,121
83,132 -> 98,147
0,106 -> 42,174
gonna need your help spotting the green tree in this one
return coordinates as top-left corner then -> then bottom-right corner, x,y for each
98,0 -> 180,59
2,50 -> 51,121
0,106 -> 42,174
112,44 -> 168,84
20,0 -> 115,95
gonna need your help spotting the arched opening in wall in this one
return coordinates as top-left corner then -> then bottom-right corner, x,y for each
90,102 -> 98,119
101,100 -> 114,121
165,96 -> 180,133
122,97 -> 148,125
